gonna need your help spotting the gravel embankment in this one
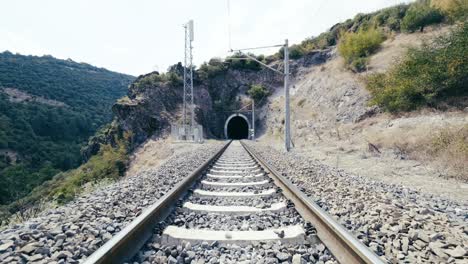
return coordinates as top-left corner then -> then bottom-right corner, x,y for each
0,142 -> 224,264
246,141 -> 468,263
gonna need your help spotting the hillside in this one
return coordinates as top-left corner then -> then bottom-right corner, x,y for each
0,52 -> 135,206
263,24 -> 467,198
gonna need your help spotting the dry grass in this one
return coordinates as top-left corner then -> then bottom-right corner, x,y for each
126,138 -> 174,176
367,124 -> 468,181
425,126 -> 468,179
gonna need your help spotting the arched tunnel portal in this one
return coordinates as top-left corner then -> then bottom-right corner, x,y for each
224,114 -> 250,139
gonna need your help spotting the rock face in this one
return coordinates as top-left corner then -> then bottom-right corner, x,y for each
198,67 -> 282,138
82,71 -> 183,158
114,73 -> 181,144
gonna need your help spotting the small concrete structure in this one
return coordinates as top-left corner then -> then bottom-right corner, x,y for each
193,189 -> 276,197
218,157 -> 251,162
161,225 -> 305,246
215,161 -> 256,166
182,201 -> 287,214
206,173 -> 265,179
201,179 -> 269,187
171,124 -> 204,142
213,165 -> 258,170
210,168 -> 261,174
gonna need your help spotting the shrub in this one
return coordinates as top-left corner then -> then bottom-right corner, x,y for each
247,84 -> 269,103
52,140 -> 127,204
349,57 -> 369,72
134,73 -> 165,88
338,27 -> 385,71
372,4 -> 410,31
431,0 -> 468,22
198,58 -> 227,80
226,53 -> 261,71
133,66 -> 183,88
264,54 -> 279,64
289,45 -> 306,59
401,2 -> 444,32
256,54 -> 265,62
167,72 -> 182,87
366,22 -> 468,112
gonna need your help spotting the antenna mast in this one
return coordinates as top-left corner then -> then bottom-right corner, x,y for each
183,20 -> 195,133
171,20 -> 203,143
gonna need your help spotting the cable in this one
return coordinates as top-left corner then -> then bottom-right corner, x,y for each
227,0 -> 232,51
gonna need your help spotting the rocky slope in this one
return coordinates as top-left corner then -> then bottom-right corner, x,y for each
260,24 -> 468,198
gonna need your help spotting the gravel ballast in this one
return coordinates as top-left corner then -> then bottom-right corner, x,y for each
0,142 -> 224,263
134,141 -> 338,264
245,141 -> 468,263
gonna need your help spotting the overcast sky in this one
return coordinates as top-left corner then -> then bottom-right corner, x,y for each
0,0 -> 411,76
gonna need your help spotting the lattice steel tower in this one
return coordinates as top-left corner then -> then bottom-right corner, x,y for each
183,20 -> 195,131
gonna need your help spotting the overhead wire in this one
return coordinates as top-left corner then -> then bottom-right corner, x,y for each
227,0 -> 232,51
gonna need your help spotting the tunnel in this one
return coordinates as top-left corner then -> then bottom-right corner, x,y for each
225,115 -> 250,139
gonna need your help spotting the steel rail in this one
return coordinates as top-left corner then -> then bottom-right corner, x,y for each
240,141 -> 384,264
83,141 -> 232,264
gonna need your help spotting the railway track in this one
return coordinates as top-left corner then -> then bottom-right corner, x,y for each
84,141 -> 384,264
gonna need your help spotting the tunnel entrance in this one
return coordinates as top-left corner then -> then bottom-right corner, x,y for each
225,115 -> 249,139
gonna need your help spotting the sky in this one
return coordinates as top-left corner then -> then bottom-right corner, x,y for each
0,0 -> 412,76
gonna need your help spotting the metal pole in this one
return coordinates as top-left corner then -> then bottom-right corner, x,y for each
252,100 -> 255,140
284,39 -> 291,152
183,25 -> 187,128
190,39 -> 194,133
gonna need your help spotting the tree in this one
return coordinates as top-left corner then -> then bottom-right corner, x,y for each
401,3 -> 444,32
247,84 -> 269,103
431,0 -> 468,22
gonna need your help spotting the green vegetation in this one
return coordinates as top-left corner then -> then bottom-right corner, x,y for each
247,84 -> 269,103
133,63 -> 183,89
1,134 -> 129,224
372,4 -> 410,31
431,0 -> 468,22
49,135 -> 128,204
401,2 -> 444,32
366,22 -> 467,112
226,53 -> 262,71
288,45 -> 307,59
338,28 -> 385,72
285,3 -> 410,58
0,52 -> 134,125
284,0 -> 465,61
0,52 -> 134,206
198,58 -> 228,80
